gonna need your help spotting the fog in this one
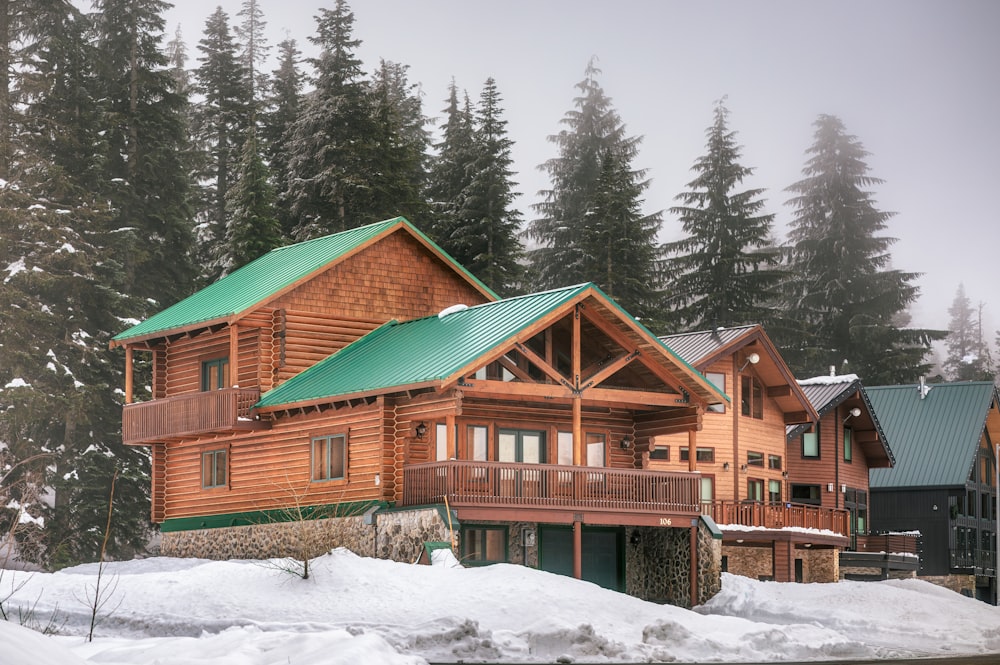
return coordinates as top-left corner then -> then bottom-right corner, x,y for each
165,0 -> 999,339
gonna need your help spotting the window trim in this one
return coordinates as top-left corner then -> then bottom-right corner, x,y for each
680,447 -> 715,463
201,447 -> 228,489
747,451 -> 765,467
801,430 -> 820,459
461,525 -> 508,565
311,433 -> 347,483
200,356 -> 229,391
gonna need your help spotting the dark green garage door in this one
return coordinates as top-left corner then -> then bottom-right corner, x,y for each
538,525 -> 623,592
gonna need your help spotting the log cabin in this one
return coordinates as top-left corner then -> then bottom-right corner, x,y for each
658,326 -> 856,582
866,381 -> 1000,603
112,217 -> 729,607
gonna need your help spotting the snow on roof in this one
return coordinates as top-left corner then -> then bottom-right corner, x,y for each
798,373 -> 860,386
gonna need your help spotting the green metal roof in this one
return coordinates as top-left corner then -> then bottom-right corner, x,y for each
868,382 -> 998,489
112,217 -> 497,344
255,283 -> 591,409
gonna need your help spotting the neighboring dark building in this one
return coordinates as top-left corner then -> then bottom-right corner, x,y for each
867,381 -> 1000,603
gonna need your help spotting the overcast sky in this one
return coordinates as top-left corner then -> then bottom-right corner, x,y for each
165,0 -> 999,342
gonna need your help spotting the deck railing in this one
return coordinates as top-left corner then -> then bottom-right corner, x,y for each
855,532 -> 920,556
402,460 -> 701,515
122,388 -> 261,445
702,500 -> 851,538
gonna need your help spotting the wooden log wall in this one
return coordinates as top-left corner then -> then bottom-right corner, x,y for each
151,443 -> 166,522
272,309 -> 383,386
163,327 -> 262,397
647,359 -> 790,503
268,229 -> 491,322
162,404 -> 387,520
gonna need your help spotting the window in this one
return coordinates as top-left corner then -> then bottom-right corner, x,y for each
462,526 -> 506,564
768,454 -> 782,471
680,447 -> 715,463
498,429 -> 545,463
700,476 -> 714,503
801,431 -> 819,458
747,451 -> 764,467
201,357 -> 229,391
312,434 -> 346,481
557,431 -> 573,465
791,484 -> 822,505
649,446 -> 669,461
586,433 -> 606,467
843,427 -> 853,462
202,449 -> 227,488
845,488 -> 868,535
468,425 -> 488,461
706,372 -> 726,413
741,375 -> 763,419
435,423 -> 448,461
768,480 -> 782,503
748,478 -> 764,501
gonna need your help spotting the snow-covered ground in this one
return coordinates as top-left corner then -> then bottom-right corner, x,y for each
3,548 -> 1000,664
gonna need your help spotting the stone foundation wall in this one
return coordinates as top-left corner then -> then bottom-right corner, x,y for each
724,544 -> 773,580
800,548 -> 838,583
625,523 -> 721,608
919,574 -> 977,597
162,507 -> 451,564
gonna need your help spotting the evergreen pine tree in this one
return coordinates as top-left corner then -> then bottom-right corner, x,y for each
92,0 -> 195,307
943,285 -> 992,381
283,0 -> 378,238
779,114 -> 943,383
192,7 -> 252,277
225,127 -> 283,271
263,37 -> 303,237
582,146 -> 663,324
448,77 -> 523,295
424,81 -> 475,249
526,59 -> 652,294
367,59 -> 430,227
664,100 -> 783,330
236,0 -> 269,105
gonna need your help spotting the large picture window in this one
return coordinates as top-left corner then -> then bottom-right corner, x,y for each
312,434 -> 346,482
498,429 -> 545,463
202,449 -> 227,488
741,375 -> 764,419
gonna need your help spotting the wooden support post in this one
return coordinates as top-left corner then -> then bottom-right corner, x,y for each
688,429 -> 697,473
229,324 -> 239,387
573,520 -> 583,580
446,413 -> 456,459
572,304 -> 582,465
124,347 -> 134,404
690,525 -> 699,608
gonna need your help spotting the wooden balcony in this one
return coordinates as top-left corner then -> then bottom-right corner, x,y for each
855,532 -> 920,556
401,461 -> 701,523
122,388 -> 263,445
702,500 -> 851,538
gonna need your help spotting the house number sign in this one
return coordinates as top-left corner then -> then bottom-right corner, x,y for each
659,518 -> 672,526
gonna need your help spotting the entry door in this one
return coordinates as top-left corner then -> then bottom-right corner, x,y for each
498,430 -> 545,497
539,526 -> 623,592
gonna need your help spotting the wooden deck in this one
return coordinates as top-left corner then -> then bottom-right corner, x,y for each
122,388 -> 263,445
702,500 -> 851,538
401,461 -> 702,522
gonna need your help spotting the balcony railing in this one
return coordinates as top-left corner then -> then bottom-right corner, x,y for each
855,532 -> 920,556
122,388 -> 262,445
702,500 -> 851,538
402,460 -> 701,515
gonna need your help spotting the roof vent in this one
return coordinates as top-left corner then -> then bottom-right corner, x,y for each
438,304 -> 468,319
829,365 -> 836,377
918,376 -> 931,399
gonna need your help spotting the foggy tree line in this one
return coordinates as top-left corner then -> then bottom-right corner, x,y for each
0,0 -> 991,568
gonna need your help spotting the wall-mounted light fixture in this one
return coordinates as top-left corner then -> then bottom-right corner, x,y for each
415,422 -> 427,439
843,406 -> 862,423
738,352 -> 761,373
620,435 -> 633,449
723,461 -> 730,471
782,471 -> 789,479
740,464 -> 748,473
